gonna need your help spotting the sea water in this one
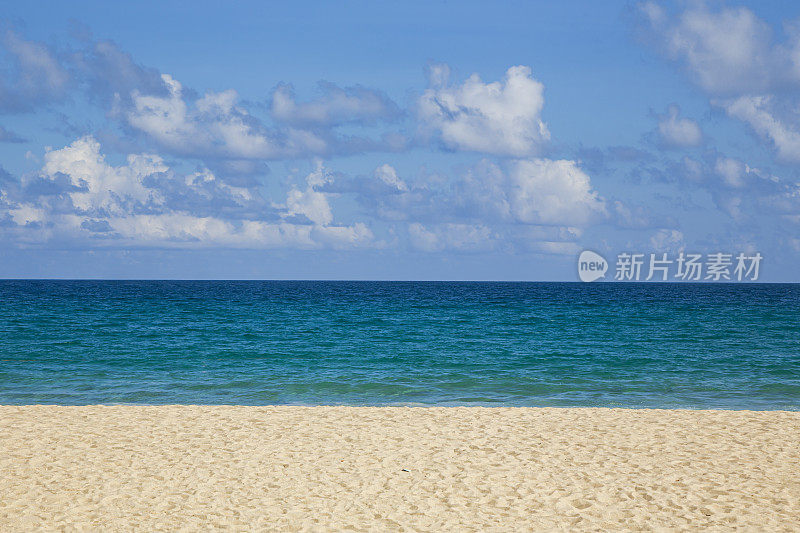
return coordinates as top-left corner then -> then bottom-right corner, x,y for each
0,280 -> 798,409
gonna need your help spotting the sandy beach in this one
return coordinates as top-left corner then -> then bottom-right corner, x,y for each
1,406 -> 798,531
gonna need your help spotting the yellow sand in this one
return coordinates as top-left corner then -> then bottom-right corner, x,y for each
1,406 -> 798,531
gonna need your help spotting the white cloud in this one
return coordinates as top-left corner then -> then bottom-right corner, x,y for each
41,136 -> 165,215
506,159 -> 605,226
418,65 -> 550,156
641,3 -> 800,167
334,156 -> 604,253
284,162 -> 334,226
714,156 -> 748,188
395,158 -> 606,253
127,74 -> 327,159
8,204 -> 46,226
720,96 -> 800,163
657,104 -> 702,147
279,164 -> 376,248
372,164 -> 408,192
2,137 -> 373,249
640,2 -> 780,94
452,158 -> 605,226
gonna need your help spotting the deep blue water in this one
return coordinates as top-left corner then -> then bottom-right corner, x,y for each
0,281 -> 798,408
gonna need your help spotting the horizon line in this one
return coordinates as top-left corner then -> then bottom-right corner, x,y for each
0,278 -> 797,284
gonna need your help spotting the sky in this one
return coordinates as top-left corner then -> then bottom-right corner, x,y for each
1,0 -> 799,280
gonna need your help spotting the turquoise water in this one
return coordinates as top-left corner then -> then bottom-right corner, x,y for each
0,281 -> 798,408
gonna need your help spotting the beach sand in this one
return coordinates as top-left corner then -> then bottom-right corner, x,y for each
1,406 -> 798,531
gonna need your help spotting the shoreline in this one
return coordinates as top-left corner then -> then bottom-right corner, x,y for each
3,403 -> 799,411
2,406 -> 798,530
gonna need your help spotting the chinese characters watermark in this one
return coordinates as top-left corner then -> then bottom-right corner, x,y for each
578,251 -> 762,282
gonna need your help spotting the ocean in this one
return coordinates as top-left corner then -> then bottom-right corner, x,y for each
0,280 -> 797,409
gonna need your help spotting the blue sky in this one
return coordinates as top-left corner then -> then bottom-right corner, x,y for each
1,0 -> 799,280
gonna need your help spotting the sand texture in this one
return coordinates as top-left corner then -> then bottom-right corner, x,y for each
1,406 -> 798,531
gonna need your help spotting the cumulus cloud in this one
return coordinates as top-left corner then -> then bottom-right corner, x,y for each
317,155 -> 604,254
126,74 -> 328,160
506,159 -> 605,226
283,162 -> 335,225
714,156 -> 750,189
0,137 -> 373,249
719,96 -> 800,163
338,156 -> 605,237
657,104 -> 702,147
372,164 -> 408,192
40,136 -> 167,216
271,82 -> 400,126
124,72 -> 408,163
418,64 -> 550,156
453,158 -> 605,226
0,27 -> 625,259
0,29 -> 405,165
638,2 -> 786,94
640,3 -> 800,166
